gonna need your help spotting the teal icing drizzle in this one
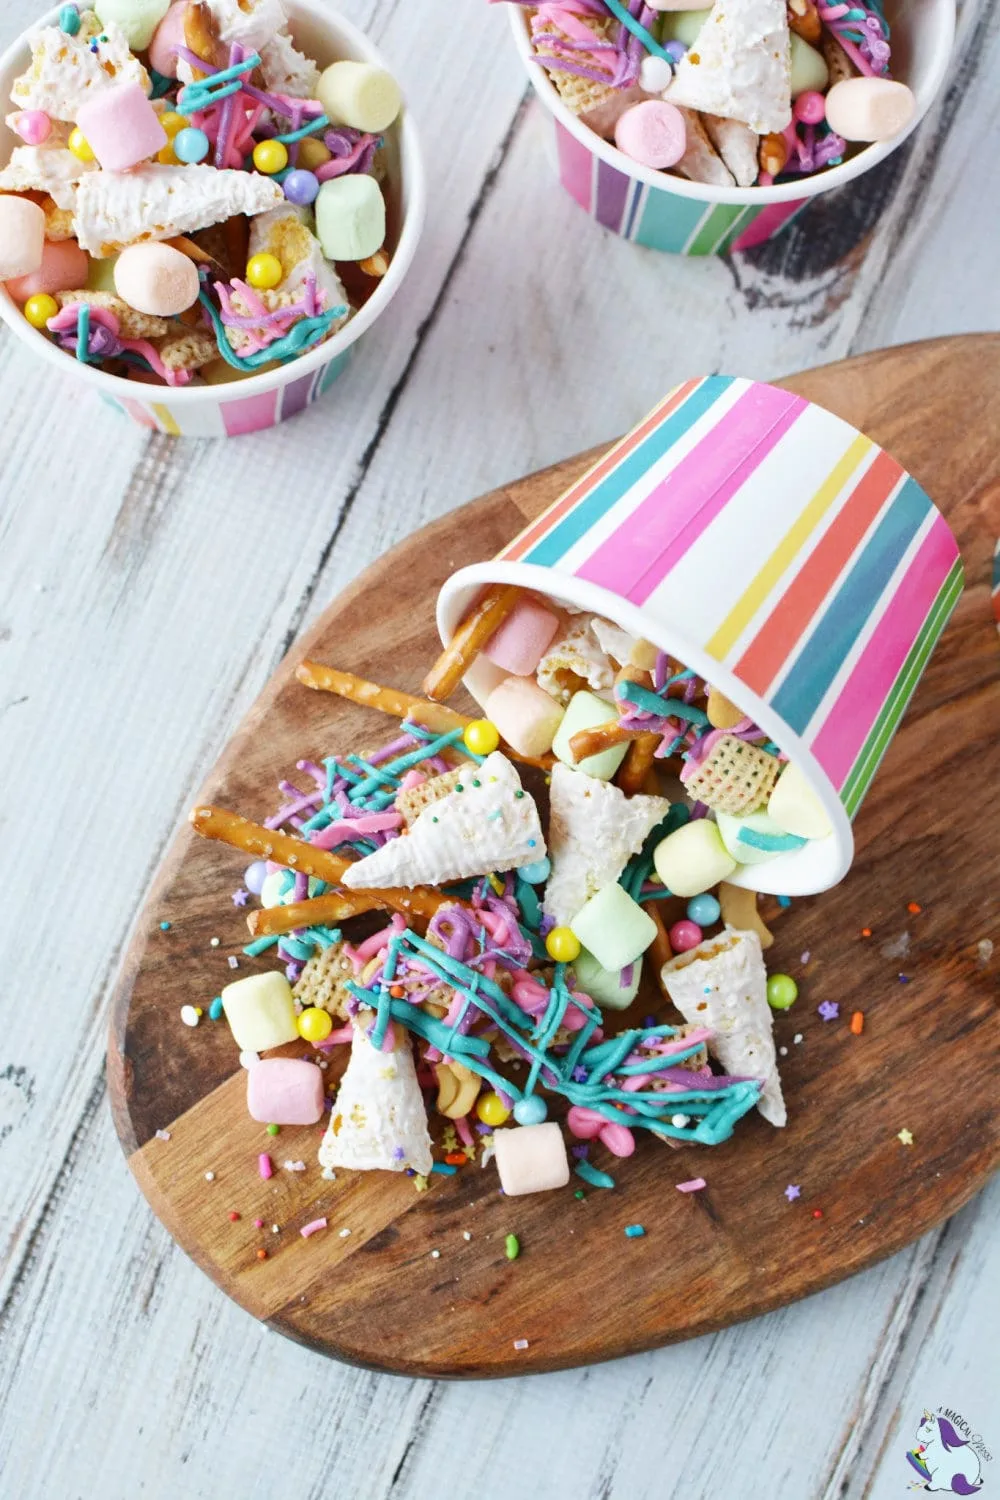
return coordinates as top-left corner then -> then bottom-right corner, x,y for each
736,827 -> 808,853
198,290 -> 346,372
601,0 -> 676,64
177,52 -> 262,115
617,680 -> 710,726
575,1162 -> 616,1189
273,113 -> 331,144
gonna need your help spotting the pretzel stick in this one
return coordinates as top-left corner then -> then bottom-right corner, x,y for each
568,720 -> 642,761
248,892 -> 382,937
422,585 -> 523,702
643,901 -> 674,982
616,732 -> 660,795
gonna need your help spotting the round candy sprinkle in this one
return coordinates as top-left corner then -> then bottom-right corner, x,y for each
767,973 -> 799,1010
297,1006 -> 333,1042
14,110 -> 51,145
545,926 -> 581,963
513,1095 -> 547,1125
244,860 -> 268,895
669,919 -> 703,953
282,168 -> 320,206
68,127 -> 94,162
686,893 -> 721,927
24,293 -> 58,329
519,856 -> 551,885
463,718 -> 500,756
505,1233 -> 520,1260
180,1004 -> 200,1027
173,126 -> 210,163
266,1123 -> 280,1136
794,89 -> 826,125
253,138 -> 289,175
476,1092 -> 511,1127
246,252 -> 283,290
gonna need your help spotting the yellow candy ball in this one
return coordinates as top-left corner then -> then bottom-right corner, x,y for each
545,926 -> 581,963
159,111 -> 187,138
252,138 -> 289,175
246,252 -> 283,290
297,1006 -> 333,1043
463,719 -> 500,756
24,293 -> 58,329
297,136 -> 332,171
68,127 -> 95,163
476,1092 -> 511,1127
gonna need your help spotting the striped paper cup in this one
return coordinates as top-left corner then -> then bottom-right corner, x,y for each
437,376 -> 963,895
0,0 -> 425,437
510,2 -> 955,256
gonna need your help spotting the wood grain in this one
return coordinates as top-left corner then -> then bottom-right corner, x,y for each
107,337 -> 1000,1379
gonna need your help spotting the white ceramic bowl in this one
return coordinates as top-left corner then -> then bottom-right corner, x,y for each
510,0 -> 954,254
0,0 -> 425,435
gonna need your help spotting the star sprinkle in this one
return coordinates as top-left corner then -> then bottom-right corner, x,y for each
784,1183 -> 801,1201
817,1000 -> 839,1021
232,888 -> 249,906
897,1128 -> 914,1146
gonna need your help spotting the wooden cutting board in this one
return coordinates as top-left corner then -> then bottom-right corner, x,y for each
108,336 -> 1000,1379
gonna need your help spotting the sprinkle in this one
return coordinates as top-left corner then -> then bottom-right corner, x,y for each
907,901 -> 922,914
180,1004 -> 201,1027
227,956 -> 239,969
210,937 -> 220,948
254,1218 -> 264,1228
784,1183 -> 800,1201
624,1224 -> 645,1238
777,895 -> 791,909
897,1127 -> 914,1146
812,1208 -> 824,1219
159,921 -> 171,931
898,973 -> 910,984
431,1162 -> 457,1175
800,950 -> 811,964
209,996 -> 224,1021
861,927 -> 872,938
463,1231 -> 472,1241
228,1211 -> 240,1222
675,1178 -> 706,1193
850,1010 -> 865,1034
817,1000 -> 839,1021
282,1160 -> 306,1171
258,1153 -> 273,1179
155,1129 -> 171,1142
204,1171 -> 215,1182
505,1233 -> 520,1260
671,1113 -> 690,1127
431,1249 -> 441,1258
575,1161 -> 615,1189
232,889 -> 249,907
977,938 -> 993,967
339,1227 -> 351,1238
793,1032 -> 803,1044
271,1224 -> 280,1234
574,1189 -> 586,1200
444,1152 -> 467,1165
256,1248 -> 268,1260
513,1338 -> 529,1350
300,1217 -> 327,1238
266,1123 -> 280,1136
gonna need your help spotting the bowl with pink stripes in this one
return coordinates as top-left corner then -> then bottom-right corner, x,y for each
437,377 -> 963,894
508,0 -> 954,256
0,0 -> 425,437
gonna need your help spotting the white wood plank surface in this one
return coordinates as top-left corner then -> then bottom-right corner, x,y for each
0,0 -> 996,1495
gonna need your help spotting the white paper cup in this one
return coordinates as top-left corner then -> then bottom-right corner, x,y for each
510,0 -> 954,255
0,0 -> 425,436
437,377 -> 963,895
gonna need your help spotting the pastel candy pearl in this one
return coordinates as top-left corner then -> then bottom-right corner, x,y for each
824,77 -> 917,142
653,819 -> 736,898
482,596 -> 560,677
493,1123 -> 570,1196
76,82 -> 167,172
221,972 -> 299,1053
12,110 -> 51,144
316,61 -> 402,134
114,242 -> 199,316
246,1057 -> 325,1125
315,174 -> 386,262
789,34 -> 829,98
94,0 -> 171,50
638,55 -> 674,93
484,676 -> 565,758
6,239 -> 88,301
570,883 -> 657,972
0,197 -> 45,280
767,760 -> 832,839
552,690 -> 629,781
615,100 -> 686,168
572,948 -> 641,1012
716,810 -> 808,864
148,0 -> 188,78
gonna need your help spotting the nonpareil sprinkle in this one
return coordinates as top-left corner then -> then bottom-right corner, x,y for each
505,1233 -> 520,1260
624,1224 -> 646,1238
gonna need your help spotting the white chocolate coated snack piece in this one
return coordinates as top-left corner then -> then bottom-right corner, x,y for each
0,195 -> 45,280
11,21 -> 149,122
494,1123 -> 570,1196
703,114 -> 759,186
824,77 -> 916,141
73,164 -> 284,256
544,763 -> 669,926
0,144 -> 95,211
537,616 -> 616,703
260,32 -> 321,101
319,1020 -> 433,1176
665,0 -> 792,134
674,106 -> 735,185
248,204 -> 348,319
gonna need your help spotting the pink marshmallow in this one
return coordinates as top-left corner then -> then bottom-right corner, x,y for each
148,1 -> 188,79
484,676 -> 564,759
0,196 -> 45,280
76,82 -> 167,172
246,1057 -> 326,1125
483,596 -> 560,677
614,100 -> 687,169
6,239 -> 89,301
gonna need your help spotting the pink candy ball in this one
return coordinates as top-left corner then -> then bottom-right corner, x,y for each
614,99 -> 687,169
669,920 -> 703,953
793,90 -> 827,125
148,1 -> 189,79
6,239 -> 88,301
13,110 -> 51,144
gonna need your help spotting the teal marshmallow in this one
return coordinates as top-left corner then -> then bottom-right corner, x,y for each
716,810 -> 808,865
94,0 -> 171,50
570,884 -> 657,972
552,690 -> 629,781
315,174 -> 386,262
572,949 -> 641,1012
790,34 -> 829,97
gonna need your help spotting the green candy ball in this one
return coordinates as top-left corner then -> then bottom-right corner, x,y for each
767,973 -> 799,1010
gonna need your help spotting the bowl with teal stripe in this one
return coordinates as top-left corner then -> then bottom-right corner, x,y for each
436,377 -> 963,895
508,0 -> 954,256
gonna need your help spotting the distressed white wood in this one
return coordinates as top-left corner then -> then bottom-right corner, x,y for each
0,0 -> 996,1495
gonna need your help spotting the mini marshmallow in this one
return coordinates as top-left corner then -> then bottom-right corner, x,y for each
485,676 -> 565,758
572,949 -> 642,1012
494,1123 -> 570,1196
653,819 -> 737,897
221,971 -> 299,1053
615,100 -> 687,168
483,596 -> 560,677
0,196 -> 45,280
570,883 -> 658,971
767,760 -> 832,840
94,0 -> 171,50
148,1 -> 187,79
824,77 -> 916,141
716,810 -> 807,864
552,690 -> 629,781
315,174 -> 385,262
246,1057 -> 325,1125
316,61 -> 402,134
6,238 -> 88,300
114,242 -> 200,316
76,82 -> 168,172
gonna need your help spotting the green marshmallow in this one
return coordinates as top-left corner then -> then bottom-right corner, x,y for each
658,9 -> 712,46
94,0 -> 171,51
315,175 -> 386,263
570,884 -> 657,973
552,690 -> 629,781
572,949 -> 642,1012
790,34 -> 829,97
86,253 -> 118,293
